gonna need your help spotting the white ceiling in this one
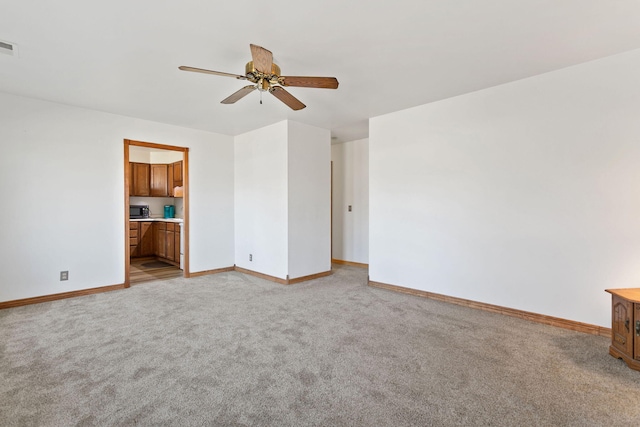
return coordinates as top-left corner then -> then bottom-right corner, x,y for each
2,1 -> 640,143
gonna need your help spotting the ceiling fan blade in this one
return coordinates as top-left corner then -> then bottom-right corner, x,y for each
179,66 -> 247,80
250,44 -> 273,74
270,86 -> 306,111
280,76 -> 339,89
221,85 -> 256,104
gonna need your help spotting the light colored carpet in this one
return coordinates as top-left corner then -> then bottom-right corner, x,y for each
1,264 -> 639,426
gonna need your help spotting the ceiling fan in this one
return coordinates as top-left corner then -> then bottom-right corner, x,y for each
179,44 -> 339,111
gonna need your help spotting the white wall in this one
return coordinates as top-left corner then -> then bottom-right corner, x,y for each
129,146 -> 151,163
288,121 -> 331,279
188,136 -> 235,273
370,48 -> 640,328
129,147 -> 182,165
234,120 -> 331,280
0,92 -> 234,302
331,138 -> 369,264
234,121 -> 289,279
149,150 -> 183,164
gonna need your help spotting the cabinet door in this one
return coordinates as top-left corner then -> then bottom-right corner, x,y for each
150,164 -> 168,197
129,162 -> 134,196
166,230 -> 175,261
612,295 -> 634,357
173,161 -> 183,186
167,163 -> 175,197
635,304 -> 640,361
139,222 -> 154,257
174,229 -> 181,264
155,222 -> 167,258
132,163 -> 150,196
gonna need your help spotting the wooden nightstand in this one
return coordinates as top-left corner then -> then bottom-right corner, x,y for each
605,288 -> 640,371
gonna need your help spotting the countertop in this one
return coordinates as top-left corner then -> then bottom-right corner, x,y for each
605,288 -> 640,303
130,218 -> 183,223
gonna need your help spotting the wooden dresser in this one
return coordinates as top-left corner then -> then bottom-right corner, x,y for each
605,288 -> 640,371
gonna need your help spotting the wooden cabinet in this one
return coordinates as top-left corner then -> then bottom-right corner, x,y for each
150,164 -> 169,197
168,163 -> 174,197
139,222 -> 154,257
129,160 -> 183,197
129,163 -> 134,195
153,221 -> 180,263
130,221 -> 154,258
173,160 -> 183,187
131,163 -> 150,196
167,161 -> 183,197
174,229 -> 181,263
129,222 -> 139,257
166,223 -> 176,262
131,220 -> 180,265
155,222 -> 167,258
606,288 -> 640,371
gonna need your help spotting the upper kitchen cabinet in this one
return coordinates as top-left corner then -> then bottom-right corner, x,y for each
150,164 -> 169,197
129,160 -> 183,198
169,161 -> 183,197
131,162 -> 150,196
173,161 -> 183,188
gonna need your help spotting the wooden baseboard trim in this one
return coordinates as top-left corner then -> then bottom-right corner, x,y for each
0,283 -> 126,310
189,266 -> 235,278
288,270 -> 332,284
332,259 -> 368,268
0,265 -> 330,309
234,267 -> 332,285
234,267 -> 288,285
369,280 -> 611,337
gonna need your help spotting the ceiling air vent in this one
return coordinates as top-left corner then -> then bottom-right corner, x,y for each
0,40 -> 17,56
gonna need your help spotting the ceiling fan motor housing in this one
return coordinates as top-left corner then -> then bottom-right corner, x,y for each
245,61 -> 281,84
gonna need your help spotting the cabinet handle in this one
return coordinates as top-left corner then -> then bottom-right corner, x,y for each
625,318 -> 630,332
636,320 -> 640,336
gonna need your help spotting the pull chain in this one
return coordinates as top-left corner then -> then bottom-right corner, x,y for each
260,91 -> 263,105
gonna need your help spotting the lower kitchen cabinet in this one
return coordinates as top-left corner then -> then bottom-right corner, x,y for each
155,222 -> 167,258
167,224 -> 180,265
153,221 -> 180,265
166,223 -> 176,262
129,222 -> 139,257
139,222 -> 154,257
130,221 -> 154,258
131,220 -> 180,267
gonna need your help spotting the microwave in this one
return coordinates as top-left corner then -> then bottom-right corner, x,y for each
130,205 -> 150,219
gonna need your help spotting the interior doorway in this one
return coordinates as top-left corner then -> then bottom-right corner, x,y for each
124,139 -> 190,287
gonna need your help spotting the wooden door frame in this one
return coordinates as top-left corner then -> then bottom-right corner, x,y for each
124,139 -> 190,287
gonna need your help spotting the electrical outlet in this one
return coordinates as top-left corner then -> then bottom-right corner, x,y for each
249,254 -> 253,262
348,205 -> 352,212
60,271 -> 69,281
